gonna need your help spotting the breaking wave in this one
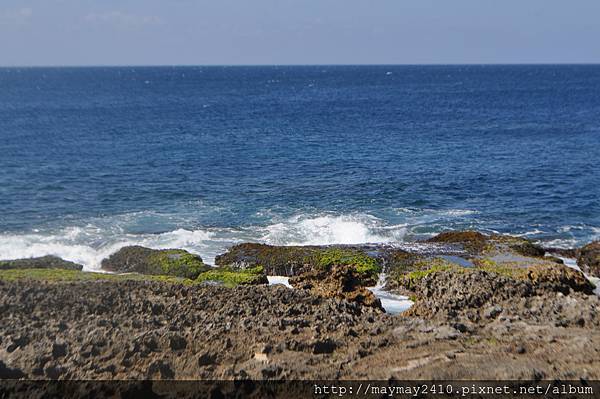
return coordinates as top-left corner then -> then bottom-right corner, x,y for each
1,208 -> 596,271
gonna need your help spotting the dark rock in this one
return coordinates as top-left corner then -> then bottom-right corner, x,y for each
0,255 -> 83,271
43,364 -> 64,379
483,306 -> 503,319
198,352 -> 216,367
148,360 -> 175,379
510,242 -> 545,258
169,334 -> 187,351
52,341 -> 68,359
427,231 -> 489,253
312,339 -> 337,354
215,243 -> 318,276
0,360 -> 26,379
101,246 -> 210,279
578,241 -> 600,278
7,335 -> 30,352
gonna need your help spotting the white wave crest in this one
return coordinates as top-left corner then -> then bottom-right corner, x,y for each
260,214 -> 406,246
0,228 -> 214,271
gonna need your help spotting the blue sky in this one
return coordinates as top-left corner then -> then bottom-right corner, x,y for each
1,0 -> 599,66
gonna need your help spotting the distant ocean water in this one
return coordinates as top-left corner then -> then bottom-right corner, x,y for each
1,65 -> 599,269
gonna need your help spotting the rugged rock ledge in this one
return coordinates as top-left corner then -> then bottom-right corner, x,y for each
1,276 -> 599,380
0,256 -> 82,271
1,231 -> 599,381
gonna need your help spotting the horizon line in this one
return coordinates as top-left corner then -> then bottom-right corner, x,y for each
2,62 -> 600,69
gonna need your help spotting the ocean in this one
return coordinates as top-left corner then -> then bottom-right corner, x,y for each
1,65 -> 599,269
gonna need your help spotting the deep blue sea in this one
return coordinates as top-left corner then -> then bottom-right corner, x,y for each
1,65 -> 599,269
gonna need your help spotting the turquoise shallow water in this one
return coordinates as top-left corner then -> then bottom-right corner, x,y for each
0,65 -> 599,268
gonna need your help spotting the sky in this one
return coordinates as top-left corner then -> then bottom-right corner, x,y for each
1,0 -> 600,66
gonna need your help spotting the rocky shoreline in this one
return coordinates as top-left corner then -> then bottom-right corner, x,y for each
1,231 -> 599,380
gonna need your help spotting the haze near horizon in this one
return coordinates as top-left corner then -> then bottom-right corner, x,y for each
1,0 -> 600,66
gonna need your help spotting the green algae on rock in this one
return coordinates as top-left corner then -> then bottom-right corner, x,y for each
0,268 -> 197,285
101,246 -> 210,279
215,243 -> 382,281
196,266 -> 268,287
315,248 -> 381,281
215,243 -> 318,276
0,255 -> 83,271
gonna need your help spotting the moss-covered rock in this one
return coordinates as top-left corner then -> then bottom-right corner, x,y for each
215,243 -> 382,282
101,246 -> 210,279
578,241 -> 600,278
0,256 -> 83,271
386,257 -> 466,292
0,268 -> 197,285
215,243 -> 318,276
196,266 -> 268,287
315,248 -> 381,284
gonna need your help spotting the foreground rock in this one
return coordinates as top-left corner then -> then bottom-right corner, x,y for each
578,241 -> 600,277
0,256 -> 83,271
290,264 -> 382,309
0,276 -> 599,381
101,246 -> 210,279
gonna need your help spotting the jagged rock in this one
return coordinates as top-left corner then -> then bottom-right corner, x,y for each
290,264 -> 382,310
0,255 -> 83,271
578,241 -> 600,278
101,246 -> 209,279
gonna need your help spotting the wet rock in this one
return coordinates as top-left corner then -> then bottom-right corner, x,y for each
215,243 -> 319,276
427,231 -> 489,253
510,242 -> 545,258
544,247 -> 579,259
0,255 -> 83,271
101,246 -> 210,279
578,241 -> 600,277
